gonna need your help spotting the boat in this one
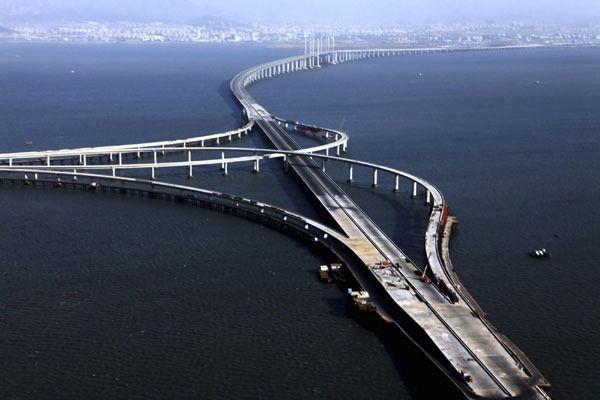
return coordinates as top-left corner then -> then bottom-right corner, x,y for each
529,248 -> 550,258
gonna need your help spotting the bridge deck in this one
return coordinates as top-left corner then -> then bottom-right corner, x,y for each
255,116 -> 541,398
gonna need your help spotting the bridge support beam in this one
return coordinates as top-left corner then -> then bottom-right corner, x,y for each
221,152 -> 225,170
151,167 -> 156,180
372,169 -> 378,187
426,189 -> 431,204
348,164 -> 353,182
394,175 -> 400,192
223,162 -> 228,176
412,182 -> 418,198
253,159 -> 260,173
187,151 -> 193,178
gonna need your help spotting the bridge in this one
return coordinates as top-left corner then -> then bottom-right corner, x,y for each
0,45 -> 552,399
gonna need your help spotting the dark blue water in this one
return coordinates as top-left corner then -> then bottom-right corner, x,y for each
1,43 -> 598,399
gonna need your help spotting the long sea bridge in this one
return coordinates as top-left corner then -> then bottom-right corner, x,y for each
0,45 -> 552,399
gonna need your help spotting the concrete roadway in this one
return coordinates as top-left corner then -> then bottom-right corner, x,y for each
254,115 -> 545,399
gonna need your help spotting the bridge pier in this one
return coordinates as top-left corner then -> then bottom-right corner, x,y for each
394,175 -> 400,192
221,152 -> 225,170
373,169 -> 378,187
151,167 -> 156,180
111,166 -> 116,177
223,162 -> 228,176
253,159 -> 260,173
283,155 -> 289,173
411,181 -> 418,197
426,189 -> 431,204
348,164 -> 353,182
118,153 -> 122,165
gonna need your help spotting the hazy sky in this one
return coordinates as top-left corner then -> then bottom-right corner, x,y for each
1,0 -> 600,25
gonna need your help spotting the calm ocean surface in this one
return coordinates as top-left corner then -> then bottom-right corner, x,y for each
0,43 -> 598,399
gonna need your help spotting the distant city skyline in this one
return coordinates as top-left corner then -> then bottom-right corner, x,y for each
1,0 -> 600,26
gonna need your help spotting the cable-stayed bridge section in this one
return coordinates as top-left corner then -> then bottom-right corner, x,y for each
0,45 -> 551,399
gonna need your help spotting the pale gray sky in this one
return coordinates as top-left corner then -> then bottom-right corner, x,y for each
1,0 -> 599,25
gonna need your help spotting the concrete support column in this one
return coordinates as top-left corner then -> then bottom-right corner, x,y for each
321,157 -> 326,172
221,152 -> 225,170
118,153 -> 122,165
216,137 -> 220,145
373,169 -> 378,187
73,168 -> 77,180
426,189 -> 431,204
151,167 -> 156,180
412,182 -> 418,197
254,159 -> 260,173
223,162 -> 228,176
187,150 -> 193,178
153,151 -> 157,164
394,175 -> 400,192
109,153 -> 113,162
8,158 -> 12,166
83,154 -> 87,166
348,164 -> 353,182
112,166 -> 116,177
336,145 -> 340,156
46,155 -> 50,166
